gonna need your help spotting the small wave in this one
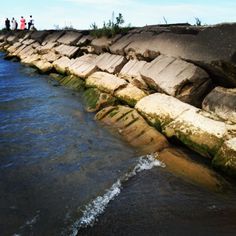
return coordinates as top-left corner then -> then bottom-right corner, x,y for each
69,154 -> 164,235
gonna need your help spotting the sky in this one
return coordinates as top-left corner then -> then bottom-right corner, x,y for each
0,0 -> 236,30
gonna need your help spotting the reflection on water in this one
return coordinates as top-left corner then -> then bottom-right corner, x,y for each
0,53 -> 236,236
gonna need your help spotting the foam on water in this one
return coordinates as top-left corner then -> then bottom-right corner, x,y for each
69,154 -> 164,235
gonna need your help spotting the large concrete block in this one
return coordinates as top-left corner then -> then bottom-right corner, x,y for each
163,109 -> 228,158
41,51 -> 61,62
135,93 -> 195,129
30,31 -> 49,43
53,56 -> 72,74
42,31 -> 65,44
33,60 -> 53,73
141,55 -> 211,106
202,87 -> 236,124
57,31 -> 82,45
119,59 -> 148,89
68,54 -> 98,78
114,84 -> 147,106
86,72 -> 127,94
54,44 -> 79,58
95,53 -> 127,74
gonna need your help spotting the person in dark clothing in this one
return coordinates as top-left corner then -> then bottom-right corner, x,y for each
5,18 -> 10,31
28,15 -> 34,30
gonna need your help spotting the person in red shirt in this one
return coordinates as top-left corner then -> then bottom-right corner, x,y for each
20,16 -> 26,30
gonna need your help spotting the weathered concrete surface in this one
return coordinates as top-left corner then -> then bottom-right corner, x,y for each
95,105 -> 169,154
57,31 -> 82,45
140,55 -> 212,106
38,42 -> 58,54
53,56 -> 72,74
163,109 -> 227,158
54,44 -> 79,58
114,84 -> 147,106
42,31 -> 65,44
202,87 -> 236,124
95,53 -> 127,74
119,59 -> 148,90
136,93 -> 231,158
41,51 -> 61,63
86,72 -> 127,94
135,93 -> 195,129
33,60 -> 53,73
90,35 -> 122,54
68,54 -> 98,78
76,35 -> 93,46
30,31 -> 49,44
212,138 -> 236,177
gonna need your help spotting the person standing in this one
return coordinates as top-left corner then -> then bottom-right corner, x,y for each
5,18 -> 10,31
20,16 -> 26,30
11,17 -> 17,30
28,15 -> 34,30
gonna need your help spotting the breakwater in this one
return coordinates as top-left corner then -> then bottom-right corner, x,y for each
0,23 -> 236,178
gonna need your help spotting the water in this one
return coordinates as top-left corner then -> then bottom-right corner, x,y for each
0,52 -> 236,236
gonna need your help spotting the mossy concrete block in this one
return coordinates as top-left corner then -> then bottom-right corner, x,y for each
50,73 -> 65,82
61,75 -> 85,91
86,72 -> 127,94
95,105 -> 169,154
114,84 -> 147,107
135,93 -> 195,129
212,138 -> 236,177
83,88 -> 116,112
163,109 -> 228,158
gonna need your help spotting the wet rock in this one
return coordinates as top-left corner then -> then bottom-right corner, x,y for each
158,148 -> 226,191
202,87 -> 236,124
86,72 -> 127,94
95,105 -> 169,154
60,75 -> 85,91
114,84 -> 147,106
119,59 -> 148,90
140,55 -> 212,107
212,137 -> 236,177
57,31 -> 82,45
68,54 -> 98,79
83,88 -> 117,112
95,53 -> 127,74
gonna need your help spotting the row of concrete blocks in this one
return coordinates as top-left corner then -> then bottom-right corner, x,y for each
1,31 -> 236,176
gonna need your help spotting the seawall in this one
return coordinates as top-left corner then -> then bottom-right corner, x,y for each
0,23 -> 236,179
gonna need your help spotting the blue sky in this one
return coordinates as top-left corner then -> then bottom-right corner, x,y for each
1,0 -> 236,30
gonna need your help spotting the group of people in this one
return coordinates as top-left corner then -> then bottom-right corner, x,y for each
5,16 -> 34,31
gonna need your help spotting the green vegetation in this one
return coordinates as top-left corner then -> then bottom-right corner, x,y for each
90,12 -> 131,38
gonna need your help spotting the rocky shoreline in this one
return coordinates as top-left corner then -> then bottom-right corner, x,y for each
0,23 -> 236,179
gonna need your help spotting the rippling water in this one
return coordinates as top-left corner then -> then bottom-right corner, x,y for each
0,52 -> 236,236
